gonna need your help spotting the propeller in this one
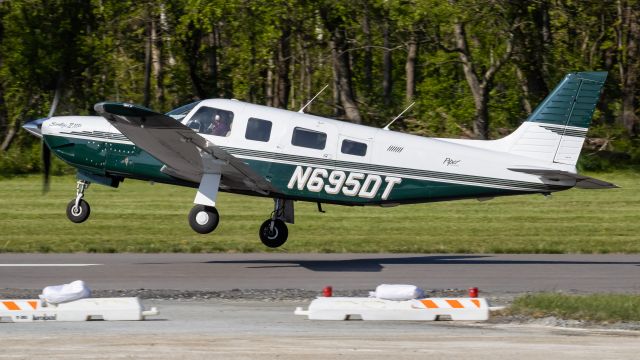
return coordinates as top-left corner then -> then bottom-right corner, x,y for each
22,87 -> 61,192
41,86 -> 60,192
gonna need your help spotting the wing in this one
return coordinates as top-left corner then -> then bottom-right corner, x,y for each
508,168 -> 618,189
94,102 -> 274,194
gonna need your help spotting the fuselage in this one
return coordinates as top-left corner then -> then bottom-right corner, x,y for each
42,99 -> 576,206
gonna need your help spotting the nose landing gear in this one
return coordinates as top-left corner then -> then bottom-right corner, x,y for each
66,180 -> 91,223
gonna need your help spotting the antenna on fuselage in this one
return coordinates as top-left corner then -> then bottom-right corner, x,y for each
382,102 -> 415,131
298,84 -> 329,113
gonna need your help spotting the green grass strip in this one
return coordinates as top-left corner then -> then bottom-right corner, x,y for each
509,293 -> 640,322
0,171 -> 638,253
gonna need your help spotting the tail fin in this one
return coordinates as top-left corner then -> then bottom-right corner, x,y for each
506,71 -> 607,165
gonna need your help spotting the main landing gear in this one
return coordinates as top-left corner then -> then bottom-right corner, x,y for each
187,194 -> 291,248
259,198 -> 289,248
66,180 -> 91,223
188,205 -> 219,234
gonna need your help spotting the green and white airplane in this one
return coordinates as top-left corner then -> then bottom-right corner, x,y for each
23,71 -> 615,248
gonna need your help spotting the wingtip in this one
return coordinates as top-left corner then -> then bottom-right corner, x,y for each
93,102 -> 109,114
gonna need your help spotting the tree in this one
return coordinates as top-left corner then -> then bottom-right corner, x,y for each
319,1 -> 362,123
618,0 -> 640,136
447,1 -> 516,139
509,0 -> 549,114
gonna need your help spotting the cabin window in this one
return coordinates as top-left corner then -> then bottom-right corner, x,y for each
341,139 -> 367,156
245,118 -> 272,142
291,127 -> 326,150
166,100 -> 202,120
185,106 -> 234,137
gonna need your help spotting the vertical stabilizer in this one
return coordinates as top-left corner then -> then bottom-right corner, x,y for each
506,72 -> 607,165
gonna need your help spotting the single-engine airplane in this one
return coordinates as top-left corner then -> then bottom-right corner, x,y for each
22,71 -> 616,248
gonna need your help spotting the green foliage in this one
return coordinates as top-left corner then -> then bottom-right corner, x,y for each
509,293 -> 640,322
0,0 -> 639,171
0,142 -> 73,178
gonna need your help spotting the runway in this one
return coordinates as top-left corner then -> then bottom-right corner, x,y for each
2,253 -> 640,359
1,253 -> 639,293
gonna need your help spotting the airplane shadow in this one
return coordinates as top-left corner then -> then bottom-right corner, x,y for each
200,255 -> 640,273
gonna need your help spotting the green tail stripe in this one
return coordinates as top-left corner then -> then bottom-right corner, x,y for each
527,71 -> 607,129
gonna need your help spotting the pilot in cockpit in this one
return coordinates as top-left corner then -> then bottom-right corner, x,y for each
209,114 -> 230,136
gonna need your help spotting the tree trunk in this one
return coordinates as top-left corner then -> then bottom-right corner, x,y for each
143,14 -> 152,108
453,20 -> 513,139
266,58 -> 274,107
511,1 -> 549,114
151,16 -> 165,109
473,88 -> 490,139
303,44 -> 312,111
382,16 -> 392,106
331,42 -> 344,118
0,94 -> 39,152
0,82 -> 6,141
320,7 -> 362,123
620,0 -> 639,136
184,22 -> 206,99
275,26 -> 291,109
207,28 -> 219,97
405,30 -> 418,104
362,3 -> 373,92
332,36 -> 362,123
0,120 -> 21,152
0,18 -> 6,141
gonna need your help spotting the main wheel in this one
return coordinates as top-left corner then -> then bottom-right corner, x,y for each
66,199 -> 91,223
188,205 -> 219,234
259,219 -> 288,248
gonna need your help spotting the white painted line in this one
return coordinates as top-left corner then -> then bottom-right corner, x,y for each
0,264 -> 102,267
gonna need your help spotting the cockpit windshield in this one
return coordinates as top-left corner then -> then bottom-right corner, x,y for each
165,101 -> 202,120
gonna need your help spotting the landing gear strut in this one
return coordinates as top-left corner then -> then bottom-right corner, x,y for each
66,180 -> 91,223
259,199 -> 289,248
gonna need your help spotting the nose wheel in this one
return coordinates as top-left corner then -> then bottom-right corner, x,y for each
66,180 -> 91,223
188,205 -> 220,234
259,198 -> 289,248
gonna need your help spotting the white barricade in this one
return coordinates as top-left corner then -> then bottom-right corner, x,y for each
295,297 -> 489,321
0,297 -> 159,322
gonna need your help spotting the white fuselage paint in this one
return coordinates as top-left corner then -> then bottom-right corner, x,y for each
41,99 -> 580,202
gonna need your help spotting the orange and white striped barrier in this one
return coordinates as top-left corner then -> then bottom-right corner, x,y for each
294,297 -> 490,321
0,298 -> 158,322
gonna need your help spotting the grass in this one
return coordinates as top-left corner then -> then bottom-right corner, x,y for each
507,293 -> 640,322
0,171 -> 638,253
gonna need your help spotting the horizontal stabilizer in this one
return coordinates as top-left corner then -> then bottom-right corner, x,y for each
508,168 -> 618,189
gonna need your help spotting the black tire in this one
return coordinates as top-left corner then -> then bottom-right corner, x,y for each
188,205 -> 219,234
66,199 -> 91,223
259,219 -> 288,248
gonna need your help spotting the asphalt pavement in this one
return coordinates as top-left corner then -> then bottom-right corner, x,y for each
1,253 -> 639,293
2,253 -> 640,359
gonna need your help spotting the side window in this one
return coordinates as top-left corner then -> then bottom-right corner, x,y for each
291,127 -> 327,150
245,118 -> 272,142
185,106 -> 234,137
341,139 -> 367,156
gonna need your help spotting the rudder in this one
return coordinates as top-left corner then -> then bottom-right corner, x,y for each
506,72 -> 607,165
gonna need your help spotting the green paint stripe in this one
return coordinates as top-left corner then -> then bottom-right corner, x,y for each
223,147 -> 564,191
51,134 -> 565,192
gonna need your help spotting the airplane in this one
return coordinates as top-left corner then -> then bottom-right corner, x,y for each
22,71 -> 616,248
